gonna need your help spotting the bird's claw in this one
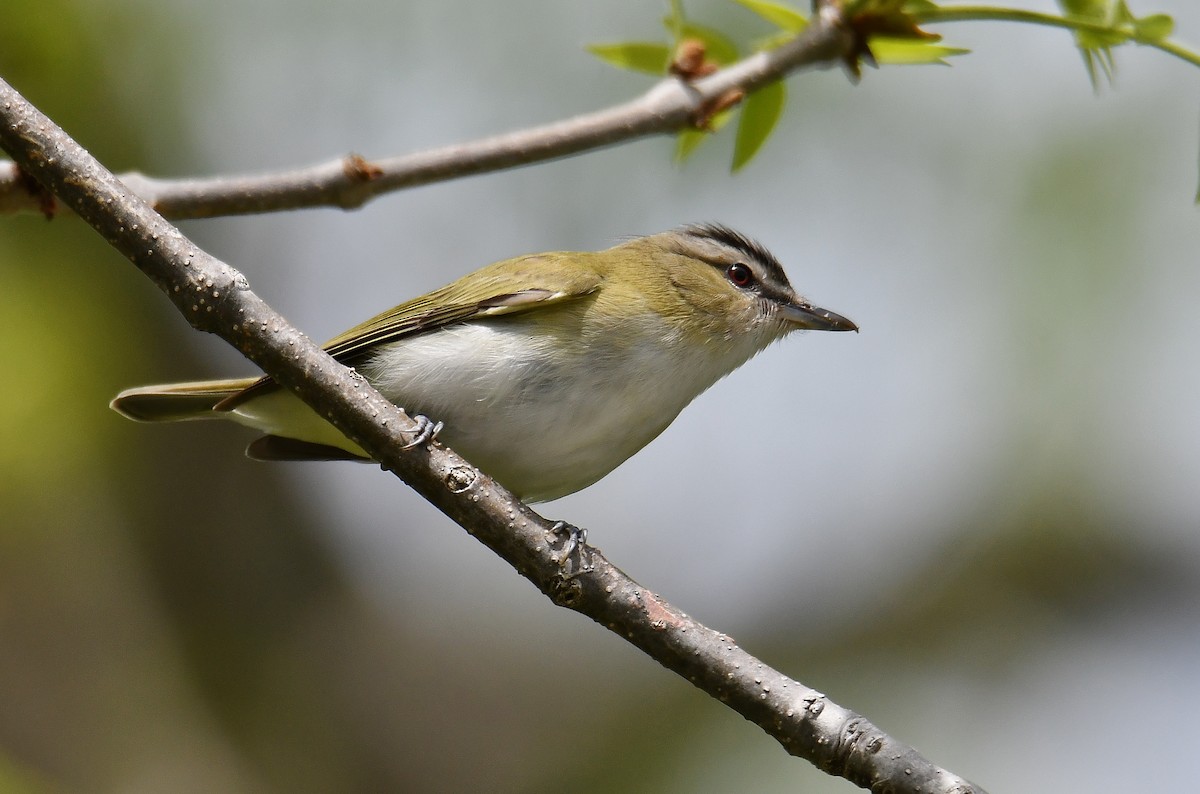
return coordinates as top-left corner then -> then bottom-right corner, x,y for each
400,413 -> 443,450
550,520 -> 592,579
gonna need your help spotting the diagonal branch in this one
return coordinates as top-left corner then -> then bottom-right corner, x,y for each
0,21 -> 984,794
0,5 -> 850,219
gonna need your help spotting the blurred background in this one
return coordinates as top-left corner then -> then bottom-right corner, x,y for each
2,1 -> 1198,791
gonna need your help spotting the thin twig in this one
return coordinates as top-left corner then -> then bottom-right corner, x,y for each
0,10 -> 849,219
917,6 -> 1200,69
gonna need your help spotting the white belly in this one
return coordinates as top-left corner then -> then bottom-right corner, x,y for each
363,320 -> 760,502
233,318 -> 770,502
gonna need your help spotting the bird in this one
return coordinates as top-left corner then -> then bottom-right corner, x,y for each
111,223 -> 856,503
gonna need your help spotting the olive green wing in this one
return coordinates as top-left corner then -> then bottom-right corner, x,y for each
326,251 -> 603,359
216,252 -> 602,411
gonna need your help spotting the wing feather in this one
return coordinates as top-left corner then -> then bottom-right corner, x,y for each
215,252 -> 603,411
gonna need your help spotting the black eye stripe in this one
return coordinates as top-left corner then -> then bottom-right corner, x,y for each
668,223 -> 799,299
681,223 -> 790,287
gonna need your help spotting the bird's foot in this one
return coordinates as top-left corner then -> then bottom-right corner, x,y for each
550,520 -> 593,579
400,412 -> 443,450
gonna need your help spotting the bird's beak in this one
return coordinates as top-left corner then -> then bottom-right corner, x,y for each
782,301 -> 858,332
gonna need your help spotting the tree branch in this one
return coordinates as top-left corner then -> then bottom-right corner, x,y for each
0,22 -> 984,794
0,6 -> 850,219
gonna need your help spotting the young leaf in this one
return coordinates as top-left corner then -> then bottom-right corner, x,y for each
674,109 -> 735,164
587,42 -> 672,74
675,128 -> 710,163
1134,14 -> 1174,41
734,0 -> 807,34
869,37 -> 970,65
1056,0 -> 1131,87
732,80 -> 786,171
666,0 -> 686,43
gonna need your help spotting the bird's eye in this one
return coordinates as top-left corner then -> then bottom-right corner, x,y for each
726,263 -> 753,287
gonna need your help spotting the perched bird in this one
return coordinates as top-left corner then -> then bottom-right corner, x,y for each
112,224 -> 856,502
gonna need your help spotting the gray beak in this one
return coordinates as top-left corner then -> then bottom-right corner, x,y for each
782,302 -> 859,332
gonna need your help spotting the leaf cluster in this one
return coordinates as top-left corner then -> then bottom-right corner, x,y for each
1055,0 -> 1175,87
588,0 -> 969,170
588,0 -> 1192,171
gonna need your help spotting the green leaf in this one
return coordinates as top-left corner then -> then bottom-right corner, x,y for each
732,81 -> 786,171
1060,0 -> 1123,87
666,0 -> 686,42
675,128 -> 710,163
869,37 -> 970,66
1055,1 -> 1178,87
674,109 -> 735,164
1075,27 -> 1130,50
1057,0 -> 1130,45
1112,0 -> 1136,26
734,0 -> 807,34
1134,14 -> 1174,41
586,42 -> 672,74
1057,0 -> 1106,15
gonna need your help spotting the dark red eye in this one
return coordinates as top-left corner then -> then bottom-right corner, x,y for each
726,263 -> 753,287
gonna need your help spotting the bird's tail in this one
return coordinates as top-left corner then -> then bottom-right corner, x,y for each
110,378 -> 259,422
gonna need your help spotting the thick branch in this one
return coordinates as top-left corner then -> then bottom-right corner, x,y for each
0,49 -> 983,794
0,8 -> 849,219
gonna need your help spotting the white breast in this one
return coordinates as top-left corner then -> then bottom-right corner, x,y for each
356,317 -> 774,502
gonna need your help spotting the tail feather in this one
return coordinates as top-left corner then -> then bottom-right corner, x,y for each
110,378 -> 260,422
246,435 -> 370,462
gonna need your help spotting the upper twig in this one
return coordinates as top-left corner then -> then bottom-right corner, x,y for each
0,13 -> 850,219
